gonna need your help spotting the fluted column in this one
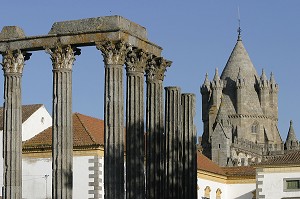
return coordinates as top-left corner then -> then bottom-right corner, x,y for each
47,45 -> 80,199
125,48 -> 147,199
1,50 -> 29,199
97,40 -> 127,199
145,57 -> 171,199
164,86 -> 182,199
181,93 -> 197,199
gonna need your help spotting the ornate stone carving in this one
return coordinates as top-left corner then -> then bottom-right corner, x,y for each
96,40 -> 128,65
125,47 -> 148,73
1,50 -> 30,74
46,45 -> 81,70
145,56 -> 172,82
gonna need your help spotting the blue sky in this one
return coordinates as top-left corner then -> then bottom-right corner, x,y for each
1,1 -> 300,140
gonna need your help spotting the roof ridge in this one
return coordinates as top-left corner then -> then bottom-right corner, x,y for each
74,113 -> 97,144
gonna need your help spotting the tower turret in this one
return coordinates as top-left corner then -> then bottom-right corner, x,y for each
269,72 -> 279,118
236,68 -> 246,114
211,100 -> 233,166
201,73 -> 211,121
258,69 -> 270,114
285,120 -> 299,151
211,68 -> 223,109
201,73 -> 211,149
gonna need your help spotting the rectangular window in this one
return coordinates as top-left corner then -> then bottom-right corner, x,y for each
284,178 -> 300,192
287,180 -> 300,189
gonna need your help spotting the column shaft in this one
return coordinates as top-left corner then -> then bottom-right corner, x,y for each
47,45 -> 79,199
97,41 -> 127,199
145,57 -> 171,199
181,93 -> 197,199
125,48 -> 146,199
165,87 -> 182,199
2,50 -> 26,199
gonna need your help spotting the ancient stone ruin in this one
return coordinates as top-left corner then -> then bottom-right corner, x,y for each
0,16 -> 197,199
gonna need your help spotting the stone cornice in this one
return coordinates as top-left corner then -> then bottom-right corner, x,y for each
0,16 -> 162,56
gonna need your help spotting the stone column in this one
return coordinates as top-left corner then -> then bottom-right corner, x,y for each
145,57 -> 171,199
47,45 -> 80,199
164,86 -> 182,199
181,93 -> 197,199
96,40 -> 127,199
125,47 -> 147,199
1,50 -> 29,199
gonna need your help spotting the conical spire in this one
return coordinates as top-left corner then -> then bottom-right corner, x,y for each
220,35 -> 262,116
286,120 -> 298,143
213,68 -> 220,81
201,73 -> 211,94
261,69 -> 268,81
211,68 -> 223,89
203,73 -> 210,87
270,72 -> 279,92
259,69 -> 269,88
270,72 -> 276,84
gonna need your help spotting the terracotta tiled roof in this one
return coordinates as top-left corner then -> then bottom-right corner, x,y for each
221,166 -> 256,177
197,151 -> 225,176
255,151 -> 300,167
23,113 -> 104,151
197,151 -> 255,177
0,104 -> 43,130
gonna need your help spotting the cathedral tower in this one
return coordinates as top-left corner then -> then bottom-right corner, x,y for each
200,34 -> 283,166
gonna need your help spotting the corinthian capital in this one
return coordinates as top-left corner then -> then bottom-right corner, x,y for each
1,50 -> 31,74
125,47 -> 148,73
145,56 -> 172,82
46,45 -> 81,70
96,40 -> 128,65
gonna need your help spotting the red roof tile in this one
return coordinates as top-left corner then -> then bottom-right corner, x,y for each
221,166 -> 256,177
197,151 -> 225,176
23,113 -> 104,151
255,151 -> 300,167
0,104 -> 43,130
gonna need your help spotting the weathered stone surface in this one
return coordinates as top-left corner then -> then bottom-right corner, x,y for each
164,86 -> 182,199
48,45 -> 78,199
201,35 -> 284,167
145,56 -> 171,199
49,15 -> 147,40
98,40 -> 126,199
181,93 -> 197,199
0,26 -> 25,40
1,50 -> 25,199
125,47 -> 146,199
0,16 -> 162,56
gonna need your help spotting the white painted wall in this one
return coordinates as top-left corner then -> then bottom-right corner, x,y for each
197,177 -> 227,199
258,169 -> 300,199
22,157 -> 52,199
227,183 -> 255,199
22,155 -> 104,199
0,105 -> 52,197
22,105 -> 52,141
197,176 -> 255,199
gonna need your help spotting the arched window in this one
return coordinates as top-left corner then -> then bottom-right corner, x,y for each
204,186 -> 211,198
216,188 -> 222,199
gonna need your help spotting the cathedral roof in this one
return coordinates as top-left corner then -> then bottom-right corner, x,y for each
220,36 -> 263,115
285,120 -> 298,143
